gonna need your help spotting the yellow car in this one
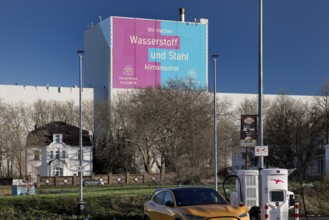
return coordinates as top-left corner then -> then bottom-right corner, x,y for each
144,187 -> 249,220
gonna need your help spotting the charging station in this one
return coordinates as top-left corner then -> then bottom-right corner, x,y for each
229,168 -> 295,220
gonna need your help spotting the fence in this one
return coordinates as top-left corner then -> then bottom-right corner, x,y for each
36,172 -> 176,187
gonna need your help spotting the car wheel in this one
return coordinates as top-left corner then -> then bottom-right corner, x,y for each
250,215 -> 259,220
143,215 -> 150,220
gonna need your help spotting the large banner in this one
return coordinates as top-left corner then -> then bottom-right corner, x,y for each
112,17 -> 207,89
240,115 -> 257,147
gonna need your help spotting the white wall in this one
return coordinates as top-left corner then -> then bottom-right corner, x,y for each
84,17 -> 111,102
29,142 -> 93,182
0,84 -> 93,104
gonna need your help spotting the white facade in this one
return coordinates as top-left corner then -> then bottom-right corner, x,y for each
84,17 -> 111,101
216,92 -> 314,110
0,84 -> 93,104
28,134 -> 92,183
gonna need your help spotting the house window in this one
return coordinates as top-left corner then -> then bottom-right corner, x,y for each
55,150 -> 60,159
34,150 -> 40,161
62,151 -> 66,159
50,151 -> 54,159
52,167 -> 63,176
53,134 -> 62,143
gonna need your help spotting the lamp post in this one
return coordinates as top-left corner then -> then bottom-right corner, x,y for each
212,54 -> 219,191
77,50 -> 86,215
258,0 -> 264,169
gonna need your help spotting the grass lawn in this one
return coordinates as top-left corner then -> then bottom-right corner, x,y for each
1,180 -> 329,219
0,184 -> 161,219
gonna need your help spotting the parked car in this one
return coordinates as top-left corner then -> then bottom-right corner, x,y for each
83,179 -> 104,186
144,187 -> 249,220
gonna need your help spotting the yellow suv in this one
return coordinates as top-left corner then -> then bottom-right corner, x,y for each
144,187 -> 249,220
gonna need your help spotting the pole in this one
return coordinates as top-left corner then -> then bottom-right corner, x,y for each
294,203 -> 300,220
258,0 -> 264,214
258,0 -> 264,169
212,54 -> 219,191
77,50 -> 85,215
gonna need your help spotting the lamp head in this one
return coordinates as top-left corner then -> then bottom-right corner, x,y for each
77,50 -> 85,56
212,54 -> 219,61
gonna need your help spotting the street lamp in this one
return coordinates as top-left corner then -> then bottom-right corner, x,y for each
212,54 -> 219,191
77,50 -> 86,215
258,0 -> 264,169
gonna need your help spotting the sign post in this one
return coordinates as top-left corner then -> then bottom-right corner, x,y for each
240,115 -> 258,147
240,115 -> 257,169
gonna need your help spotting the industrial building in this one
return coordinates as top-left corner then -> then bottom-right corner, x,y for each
84,11 -> 208,101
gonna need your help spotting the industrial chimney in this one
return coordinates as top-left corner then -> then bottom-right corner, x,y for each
179,8 -> 185,22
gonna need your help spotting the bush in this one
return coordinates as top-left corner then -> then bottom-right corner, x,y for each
290,179 -> 329,216
175,167 -> 211,185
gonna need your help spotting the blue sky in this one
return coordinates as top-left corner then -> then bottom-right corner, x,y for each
0,0 -> 329,95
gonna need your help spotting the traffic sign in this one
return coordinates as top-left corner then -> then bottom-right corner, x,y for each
78,166 -> 85,172
255,145 -> 268,156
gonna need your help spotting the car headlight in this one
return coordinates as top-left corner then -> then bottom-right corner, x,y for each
239,211 -> 248,218
182,213 -> 204,220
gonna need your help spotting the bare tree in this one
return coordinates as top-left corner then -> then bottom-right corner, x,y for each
49,100 -> 77,126
264,94 -> 322,179
0,100 -> 7,176
0,103 -> 33,177
202,96 -> 235,176
159,81 -> 213,174
108,80 -> 214,174
237,97 -> 258,115
30,99 -> 51,127
265,95 -> 300,168
314,80 -> 329,144
93,100 -> 135,173
82,100 -> 94,134
113,88 -> 167,173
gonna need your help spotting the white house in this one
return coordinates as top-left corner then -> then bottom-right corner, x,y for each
26,121 -> 93,182
0,84 -> 94,178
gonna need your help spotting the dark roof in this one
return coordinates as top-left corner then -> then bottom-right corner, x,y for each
26,121 -> 92,147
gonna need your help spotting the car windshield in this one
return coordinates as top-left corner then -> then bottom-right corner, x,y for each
172,188 -> 227,207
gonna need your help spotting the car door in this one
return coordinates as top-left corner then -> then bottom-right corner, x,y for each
150,191 -> 176,220
162,191 -> 176,219
149,191 -> 166,219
